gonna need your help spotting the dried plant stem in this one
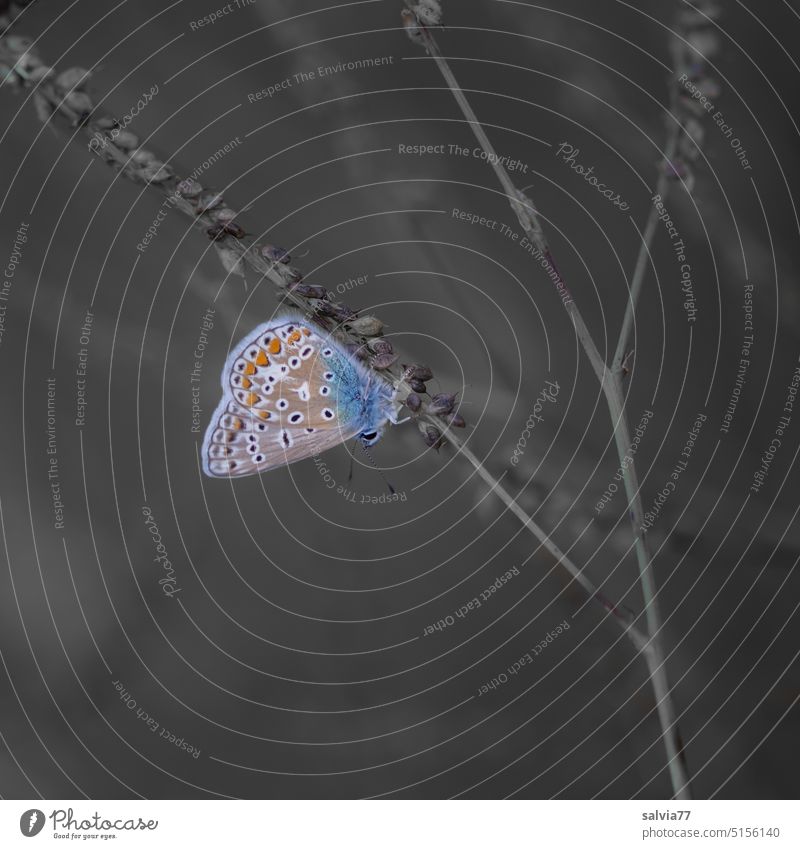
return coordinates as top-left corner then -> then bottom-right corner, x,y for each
0,27 -> 653,646
453,435 -> 648,652
613,65 -> 682,373
3,15 -> 682,789
409,21 -> 691,798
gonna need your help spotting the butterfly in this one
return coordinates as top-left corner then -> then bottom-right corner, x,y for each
202,310 -> 399,478
413,0 -> 443,27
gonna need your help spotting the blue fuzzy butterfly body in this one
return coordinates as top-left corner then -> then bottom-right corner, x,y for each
324,346 -> 393,435
203,311 -> 397,478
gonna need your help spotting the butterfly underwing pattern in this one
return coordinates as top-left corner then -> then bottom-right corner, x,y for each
202,310 -> 398,478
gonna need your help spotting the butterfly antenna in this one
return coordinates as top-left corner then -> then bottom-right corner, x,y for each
361,442 -> 395,495
347,440 -> 357,485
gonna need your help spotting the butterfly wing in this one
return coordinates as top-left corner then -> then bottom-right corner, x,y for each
202,314 -> 365,478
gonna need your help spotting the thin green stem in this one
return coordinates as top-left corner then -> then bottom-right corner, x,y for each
450,433 -> 650,653
612,88 -> 682,373
410,15 -> 692,798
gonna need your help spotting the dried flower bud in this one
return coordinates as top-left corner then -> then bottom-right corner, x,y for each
343,342 -> 370,361
261,244 -> 291,264
678,117 -> 705,160
369,339 -> 394,356
409,378 -> 427,394
5,35 -> 34,53
405,393 -> 422,413
687,30 -> 720,59
412,0 -> 442,26
212,207 -> 237,223
426,393 -> 457,416
207,222 -> 245,241
678,92 -> 707,118
177,178 -> 203,198
17,51 -> 42,78
683,116 -> 705,142
314,300 -> 338,316
18,53 -> 42,71
27,66 -> 53,82
404,363 -> 433,382
401,9 -> 427,49
277,265 -> 304,286
316,299 -> 356,321
679,2 -> 721,25
419,423 -> 444,449
130,147 -> 156,165
196,191 -> 224,213
692,76 -> 721,99
112,129 -> 139,150
64,90 -> 93,119
371,351 -> 400,370
95,116 -> 118,130
661,158 -> 696,193
33,93 -> 53,122
55,67 -> 91,91
446,413 -> 466,428
140,161 -> 172,183
224,223 -> 246,239
290,282 -> 328,300
346,315 -> 384,336
215,244 -> 245,277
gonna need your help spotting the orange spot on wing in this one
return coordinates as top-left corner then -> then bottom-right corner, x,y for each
240,377 -> 252,389
302,327 -> 311,337
268,337 -> 281,355
244,392 -> 259,407
243,361 -> 256,376
255,349 -> 269,366
288,330 -> 301,343
257,410 -> 272,420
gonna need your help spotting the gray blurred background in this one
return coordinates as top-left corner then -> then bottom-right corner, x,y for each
0,0 -> 798,799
